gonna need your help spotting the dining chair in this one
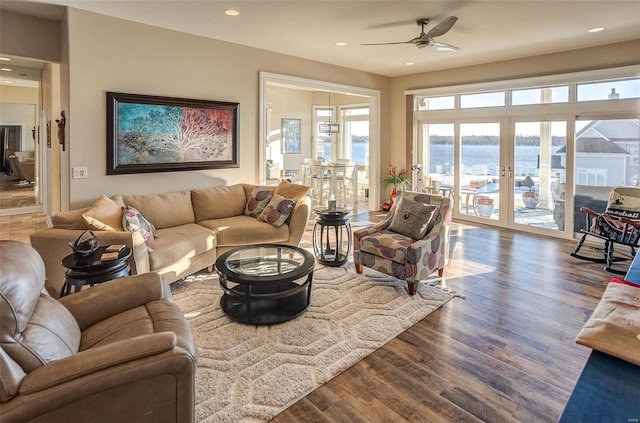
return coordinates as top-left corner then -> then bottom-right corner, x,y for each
336,161 -> 357,208
309,161 -> 330,207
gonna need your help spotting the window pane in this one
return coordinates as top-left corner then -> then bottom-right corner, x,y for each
417,96 -> 454,110
460,92 -> 505,108
577,78 -> 640,101
512,86 -> 569,105
342,107 -> 368,117
573,118 -> 640,231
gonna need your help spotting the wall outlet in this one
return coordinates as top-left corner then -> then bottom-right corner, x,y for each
73,167 -> 88,179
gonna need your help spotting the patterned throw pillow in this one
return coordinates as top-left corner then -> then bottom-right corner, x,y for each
244,187 -> 274,218
122,206 -> 157,252
257,194 -> 298,227
388,196 -> 438,239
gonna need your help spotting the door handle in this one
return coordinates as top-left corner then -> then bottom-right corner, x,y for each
501,166 -> 505,177
508,166 -> 513,179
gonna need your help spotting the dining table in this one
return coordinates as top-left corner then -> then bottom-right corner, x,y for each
302,161 -> 358,208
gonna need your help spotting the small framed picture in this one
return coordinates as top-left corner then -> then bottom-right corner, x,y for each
282,118 -> 301,154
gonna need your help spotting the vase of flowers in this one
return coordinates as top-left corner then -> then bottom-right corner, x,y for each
383,164 -> 411,205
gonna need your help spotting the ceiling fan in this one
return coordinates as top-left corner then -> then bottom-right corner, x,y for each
362,16 -> 460,51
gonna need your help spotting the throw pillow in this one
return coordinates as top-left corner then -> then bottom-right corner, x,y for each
388,196 -> 438,239
122,206 -> 157,252
245,187 -> 274,218
274,179 -> 310,201
257,194 -> 298,227
575,277 -> 640,366
82,195 -> 125,231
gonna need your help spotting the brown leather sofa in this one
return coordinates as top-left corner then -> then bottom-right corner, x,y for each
0,240 -> 197,422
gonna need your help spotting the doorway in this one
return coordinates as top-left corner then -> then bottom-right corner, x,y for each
259,72 -> 381,212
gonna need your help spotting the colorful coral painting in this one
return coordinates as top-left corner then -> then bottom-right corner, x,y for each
107,92 -> 239,174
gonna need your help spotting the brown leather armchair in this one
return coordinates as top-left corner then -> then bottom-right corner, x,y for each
0,240 -> 197,422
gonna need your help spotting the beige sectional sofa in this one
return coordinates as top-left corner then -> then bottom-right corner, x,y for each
30,182 -> 311,296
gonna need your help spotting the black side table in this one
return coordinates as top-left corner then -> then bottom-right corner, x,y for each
60,246 -> 132,296
312,207 -> 352,267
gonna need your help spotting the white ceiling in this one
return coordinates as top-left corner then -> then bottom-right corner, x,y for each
2,0 -> 640,77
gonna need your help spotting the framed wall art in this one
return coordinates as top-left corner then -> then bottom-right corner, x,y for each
281,118 -> 301,154
106,92 -> 239,174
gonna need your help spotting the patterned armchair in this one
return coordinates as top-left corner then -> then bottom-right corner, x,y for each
354,191 -> 452,295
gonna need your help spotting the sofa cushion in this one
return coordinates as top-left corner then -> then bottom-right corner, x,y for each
121,191 -> 195,230
149,224 -> 216,271
257,194 -> 298,227
82,195 -> 125,232
198,215 -> 289,247
192,184 -> 248,221
359,230 -> 415,264
244,186 -> 274,218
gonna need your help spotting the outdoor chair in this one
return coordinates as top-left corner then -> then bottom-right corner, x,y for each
354,191 -> 451,295
571,186 -> 640,274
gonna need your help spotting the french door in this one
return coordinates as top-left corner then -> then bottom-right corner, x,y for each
417,119 -> 569,235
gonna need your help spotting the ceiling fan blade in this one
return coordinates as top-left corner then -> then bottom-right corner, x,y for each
425,16 -> 458,38
430,41 -> 461,52
361,41 -> 412,46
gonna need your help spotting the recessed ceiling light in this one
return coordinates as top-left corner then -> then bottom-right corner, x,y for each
0,57 -> 11,62
224,9 -> 239,16
335,42 -> 347,46
1,68 -> 12,72
588,27 -> 605,33
3,81 -> 13,84
405,62 -> 415,66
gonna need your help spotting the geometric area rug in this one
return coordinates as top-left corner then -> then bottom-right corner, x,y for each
171,263 -> 459,423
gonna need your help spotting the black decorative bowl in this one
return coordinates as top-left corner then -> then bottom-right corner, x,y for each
69,230 -> 99,258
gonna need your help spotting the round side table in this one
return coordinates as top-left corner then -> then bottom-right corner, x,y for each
312,207 -> 352,267
60,246 -> 132,296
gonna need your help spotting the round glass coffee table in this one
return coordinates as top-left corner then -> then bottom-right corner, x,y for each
215,244 -> 315,325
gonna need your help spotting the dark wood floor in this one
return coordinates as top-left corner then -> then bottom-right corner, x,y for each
2,211 -> 607,422
274,218 -> 607,423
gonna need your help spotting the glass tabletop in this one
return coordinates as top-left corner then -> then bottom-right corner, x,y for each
223,245 -> 307,277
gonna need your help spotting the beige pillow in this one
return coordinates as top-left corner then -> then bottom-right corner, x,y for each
82,195 -> 124,231
576,277 -> 640,366
274,180 -> 310,201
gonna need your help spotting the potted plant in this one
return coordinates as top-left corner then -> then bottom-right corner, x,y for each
382,164 -> 411,205
521,176 -> 539,209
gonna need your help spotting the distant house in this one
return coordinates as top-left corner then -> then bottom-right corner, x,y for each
556,119 -> 640,186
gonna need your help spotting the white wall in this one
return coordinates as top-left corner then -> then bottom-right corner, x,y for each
65,8 -> 390,209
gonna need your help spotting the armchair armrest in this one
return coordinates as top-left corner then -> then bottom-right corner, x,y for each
19,332 -> 179,395
59,272 -> 171,330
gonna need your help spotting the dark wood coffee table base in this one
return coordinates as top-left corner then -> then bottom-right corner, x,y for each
215,245 -> 315,325
220,278 -> 313,325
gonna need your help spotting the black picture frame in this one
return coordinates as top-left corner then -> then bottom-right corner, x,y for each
106,92 -> 239,175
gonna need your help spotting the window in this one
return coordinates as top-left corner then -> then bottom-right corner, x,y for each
511,86 -> 569,105
460,91 -> 505,108
417,96 -> 454,111
341,106 -> 369,164
577,168 -> 607,186
577,77 -> 640,102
